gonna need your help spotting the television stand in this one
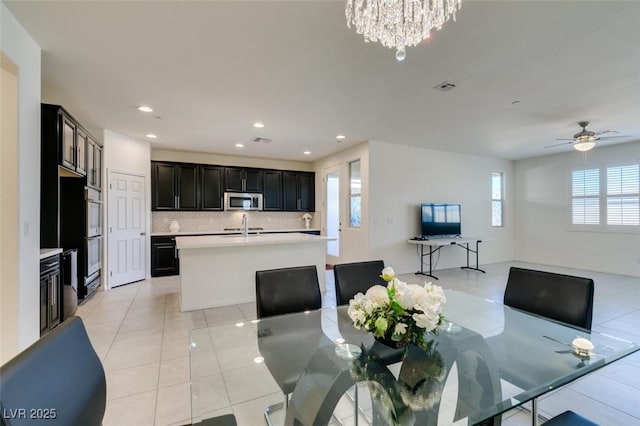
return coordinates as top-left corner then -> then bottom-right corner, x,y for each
407,237 -> 485,280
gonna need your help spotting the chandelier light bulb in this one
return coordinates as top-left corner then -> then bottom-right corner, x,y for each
395,47 -> 407,61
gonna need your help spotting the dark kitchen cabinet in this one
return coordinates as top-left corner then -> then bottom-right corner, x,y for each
40,255 -> 61,336
225,167 -> 263,193
263,170 -> 283,211
86,137 -> 103,190
201,165 -> 224,210
283,171 -> 315,211
151,236 -> 179,277
152,162 -> 199,210
43,104 -> 87,177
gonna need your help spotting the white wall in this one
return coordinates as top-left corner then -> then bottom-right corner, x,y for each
103,130 -> 151,285
0,2 -> 41,362
151,148 -> 313,172
514,141 -> 640,277
368,141 -> 515,275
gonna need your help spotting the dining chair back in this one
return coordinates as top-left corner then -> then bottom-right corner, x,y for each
254,265 -> 325,426
504,267 -> 594,330
333,260 -> 386,306
0,317 -> 106,426
255,265 -> 321,318
543,410 -> 598,425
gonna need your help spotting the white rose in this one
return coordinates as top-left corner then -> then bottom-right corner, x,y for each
365,285 -> 389,306
392,280 -> 415,309
394,323 -> 408,335
380,266 -> 396,282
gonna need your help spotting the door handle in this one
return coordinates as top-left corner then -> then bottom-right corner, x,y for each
140,232 -> 147,236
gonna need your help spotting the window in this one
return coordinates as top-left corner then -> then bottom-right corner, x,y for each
571,168 -> 600,225
491,172 -> 504,227
606,165 -> 639,226
571,164 -> 639,228
349,160 -> 361,228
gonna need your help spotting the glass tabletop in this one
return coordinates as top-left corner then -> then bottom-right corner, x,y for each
189,290 -> 639,425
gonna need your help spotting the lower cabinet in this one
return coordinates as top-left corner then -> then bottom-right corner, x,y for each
151,236 -> 180,277
40,255 -> 61,336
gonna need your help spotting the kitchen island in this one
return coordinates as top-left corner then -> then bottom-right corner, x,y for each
175,233 -> 332,311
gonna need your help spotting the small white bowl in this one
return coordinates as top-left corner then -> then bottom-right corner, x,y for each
571,337 -> 594,357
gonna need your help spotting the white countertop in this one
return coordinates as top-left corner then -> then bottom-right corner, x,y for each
40,248 -> 63,259
152,228 -> 320,236
176,232 -> 332,249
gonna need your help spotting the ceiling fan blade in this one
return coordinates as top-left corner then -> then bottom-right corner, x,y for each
598,135 -> 631,140
555,138 -> 574,141
595,130 -> 619,136
545,141 -> 574,149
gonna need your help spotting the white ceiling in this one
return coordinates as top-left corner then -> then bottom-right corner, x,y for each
5,0 -> 640,161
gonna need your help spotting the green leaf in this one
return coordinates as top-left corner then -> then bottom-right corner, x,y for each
375,317 -> 388,336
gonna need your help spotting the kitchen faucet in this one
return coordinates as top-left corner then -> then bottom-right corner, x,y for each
242,213 -> 248,236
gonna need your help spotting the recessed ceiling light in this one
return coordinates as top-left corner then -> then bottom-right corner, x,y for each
336,134 -> 346,140
303,151 -> 311,155
137,106 -> 153,112
145,133 -> 157,139
253,122 -> 265,128
235,143 -> 244,148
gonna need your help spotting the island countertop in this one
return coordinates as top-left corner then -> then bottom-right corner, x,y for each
175,232 -> 332,250
152,228 -> 320,237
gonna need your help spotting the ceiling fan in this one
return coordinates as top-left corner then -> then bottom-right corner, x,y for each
546,121 -> 624,152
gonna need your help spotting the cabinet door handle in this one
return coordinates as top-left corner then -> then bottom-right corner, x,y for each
175,195 -> 178,209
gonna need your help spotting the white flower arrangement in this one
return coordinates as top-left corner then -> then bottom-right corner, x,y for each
347,267 -> 446,349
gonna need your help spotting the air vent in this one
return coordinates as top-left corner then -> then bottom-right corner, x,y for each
252,137 -> 272,144
434,81 -> 456,91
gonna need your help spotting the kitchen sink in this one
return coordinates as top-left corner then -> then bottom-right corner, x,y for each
223,227 -> 264,231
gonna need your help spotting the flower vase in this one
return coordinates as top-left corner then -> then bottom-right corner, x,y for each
374,336 -> 406,349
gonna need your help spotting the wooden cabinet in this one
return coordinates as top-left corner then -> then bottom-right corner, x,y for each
40,255 -> 61,336
152,162 -> 199,210
86,137 -> 103,190
283,171 -> 315,211
151,161 -> 314,212
225,167 -> 263,193
263,170 -> 283,211
151,236 -> 179,277
201,165 -> 224,210
46,105 -> 86,177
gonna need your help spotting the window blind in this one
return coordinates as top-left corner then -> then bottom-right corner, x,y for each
606,165 -> 639,225
572,169 -> 600,225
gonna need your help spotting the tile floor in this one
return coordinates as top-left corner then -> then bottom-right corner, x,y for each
77,261 -> 640,426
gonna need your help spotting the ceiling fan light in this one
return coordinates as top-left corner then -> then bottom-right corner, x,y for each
574,141 -> 595,152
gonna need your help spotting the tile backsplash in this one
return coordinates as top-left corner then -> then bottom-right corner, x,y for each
152,211 -> 320,233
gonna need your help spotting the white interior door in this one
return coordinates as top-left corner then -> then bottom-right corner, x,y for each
108,171 -> 146,287
324,166 -> 343,265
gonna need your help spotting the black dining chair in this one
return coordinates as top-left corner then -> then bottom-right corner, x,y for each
0,317 -> 106,426
543,410 -> 598,425
255,265 -> 326,426
495,267 -> 595,425
504,267 -> 594,330
333,260 -> 387,305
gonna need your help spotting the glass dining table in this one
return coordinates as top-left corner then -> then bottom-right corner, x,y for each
189,290 -> 639,425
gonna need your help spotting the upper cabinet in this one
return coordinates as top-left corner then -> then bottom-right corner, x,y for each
200,165 -> 224,210
283,171 -> 315,212
86,136 -> 102,190
263,170 -> 283,211
225,167 -> 263,193
44,104 -> 91,177
151,161 -> 314,212
152,162 -> 199,210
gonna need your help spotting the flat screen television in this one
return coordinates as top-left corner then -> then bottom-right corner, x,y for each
421,203 -> 461,238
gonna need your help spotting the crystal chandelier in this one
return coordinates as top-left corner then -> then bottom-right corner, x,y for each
345,0 -> 462,61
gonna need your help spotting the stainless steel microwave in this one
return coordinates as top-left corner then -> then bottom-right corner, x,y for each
224,192 -> 263,211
